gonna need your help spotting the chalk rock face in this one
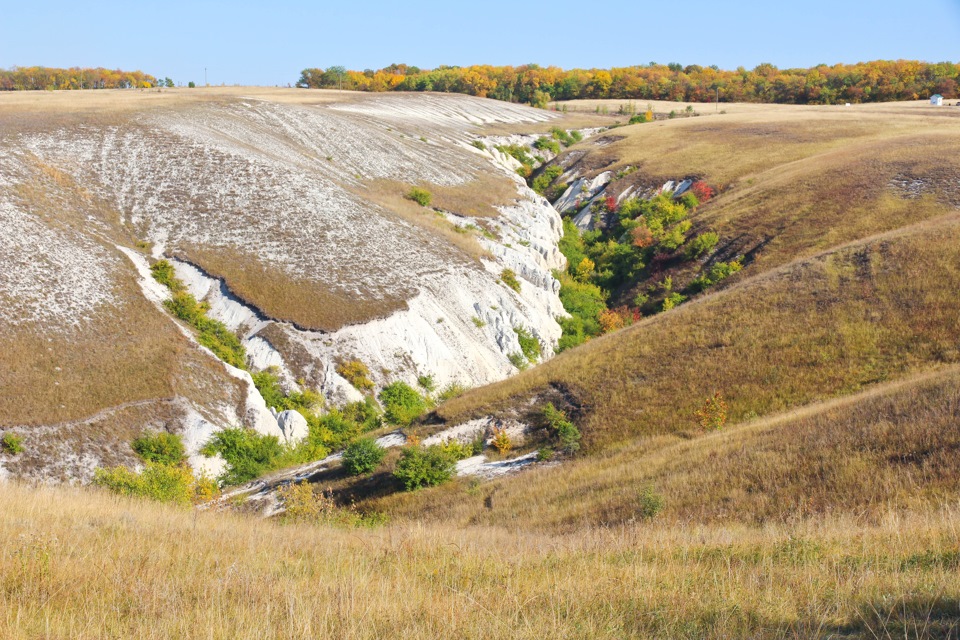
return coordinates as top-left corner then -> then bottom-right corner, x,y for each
276,410 -> 309,445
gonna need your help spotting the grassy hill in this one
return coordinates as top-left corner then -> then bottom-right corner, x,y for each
350,100 -> 960,539
2,96 -> 960,637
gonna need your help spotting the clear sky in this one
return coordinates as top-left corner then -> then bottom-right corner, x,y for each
2,0 -> 959,86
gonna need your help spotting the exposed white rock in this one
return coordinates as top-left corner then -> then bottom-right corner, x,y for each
277,410 -> 309,445
456,451 -> 540,478
179,408 -> 229,481
554,171 -> 613,214
172,260 -> 266,336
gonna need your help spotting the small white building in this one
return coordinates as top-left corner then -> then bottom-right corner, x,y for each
931,94 -> 944,106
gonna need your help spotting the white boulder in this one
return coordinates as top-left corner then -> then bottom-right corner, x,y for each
277,410 -> 309,445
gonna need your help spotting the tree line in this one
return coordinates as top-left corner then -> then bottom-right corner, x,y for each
0,67 -> 160,91
297,60 -> 960,105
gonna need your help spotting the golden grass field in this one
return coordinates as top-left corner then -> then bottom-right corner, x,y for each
1,481 -> 958,639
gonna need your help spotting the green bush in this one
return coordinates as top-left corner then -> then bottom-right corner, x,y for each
637,484 -> 665,520
531,165 -> 563,195
159,282 -> 247,370
513,326 -> 542,363
149,260 -> 184,291
393,445 -> 457,491
686,232 -> 719,260
93,462 -> 198,506
417,374 -> 436,393
342,438 -> 387,476
342,397 -> 383,432
200,427 -> 284,485
436,382 -> 469,403
305,410 -> 360,452
495,144 -> 534,168
379,381 -> 427,426
508,352 -> 528,371
662,292 -> 687,311
678,192 -> 700,210
406,187 -> 432,207
337,359 -> 374,392
1,433 -> 24,455
542,402 -> 581,453
533,136 -> 561,154
628,113 -> 649,124
550,127 -> 575,147
501,268 -> 521,293
252,367 -> 323,414
132,432 -> 185,466
470,140 -> 486,151
436,439 -> 475,461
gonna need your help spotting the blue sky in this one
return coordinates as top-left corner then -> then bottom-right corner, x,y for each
2,0 -> 959,86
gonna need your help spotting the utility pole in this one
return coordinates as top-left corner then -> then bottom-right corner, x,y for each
716,85 -> 720,113
205,68 -> 208,87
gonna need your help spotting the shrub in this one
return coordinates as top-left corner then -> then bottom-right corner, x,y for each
695,391 -> 728,430
531,165 -> 563,195
158,279 -> 246,370
149,259 -> 183,291
342,438 -> 387,475
252,367 -> 322,414
550,127 -> 575,147
342,397 -> 383,432
416,374 -> 436,394
393,445 -> 457,491
637,484 -> 665,520
379,381 -> 426,426
436,439 -> 474,461
662,292 -> 686,311
337,359 -> 374,392
513,326 -> 542,363
628,113 -> 649,124
436,382 -> 469,403
93,462 -> 201,506
277,482 -> 385,527
406,187 -> 432,207
1,433 -> 24,455
691,259 -> 743,292
470,139 -> 486,151
496,144 -> 534,168
686,232 -> 719,260
691,180 -> 714,202
678,192 -> 700,210
305,410 -> 358,453
200,427 -> 284,485
490,427 -> 512,454
131,432 -> 185,466
533,136 -> 560,154
542,403 -> 581,453
500,269 -> 521,293
471,316 -> 486,328
508,352 -> 528,371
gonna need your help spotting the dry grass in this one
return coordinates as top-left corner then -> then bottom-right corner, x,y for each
175,243 -> 412,332
1,482 -> 958,639
372,365 -> 960,531
0,161 -> 244,429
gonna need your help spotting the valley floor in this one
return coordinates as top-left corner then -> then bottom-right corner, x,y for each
1,482 -> 958,639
